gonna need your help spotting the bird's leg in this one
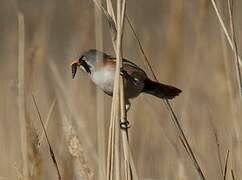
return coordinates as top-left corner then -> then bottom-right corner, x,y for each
125,100 -> 131,111
120,99 -> 131,130
120,104 -> 131,129
120,69 -> 132,130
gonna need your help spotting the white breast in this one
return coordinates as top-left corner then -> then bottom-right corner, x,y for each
91,66 -> 115,95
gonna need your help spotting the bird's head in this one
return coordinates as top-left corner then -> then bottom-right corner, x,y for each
71,49 -> 105,79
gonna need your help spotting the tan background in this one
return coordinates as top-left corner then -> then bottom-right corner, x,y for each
0,0 -> 242,179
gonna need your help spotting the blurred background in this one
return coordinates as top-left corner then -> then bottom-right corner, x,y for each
0,0 -> 242,179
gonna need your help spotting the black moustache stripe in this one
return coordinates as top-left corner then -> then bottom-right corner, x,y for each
81,61 -> 91,74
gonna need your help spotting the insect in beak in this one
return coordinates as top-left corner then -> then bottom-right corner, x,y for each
70,59 -> 91,79
70,60 -> 79,79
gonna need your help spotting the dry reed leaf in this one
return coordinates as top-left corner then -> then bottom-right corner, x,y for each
38,98 -> 56,147
32,95 -> 62,180
223,150 -> 230,180
209,0 -> 242,69
227,0 -> 242,98
231,169 -> 236,180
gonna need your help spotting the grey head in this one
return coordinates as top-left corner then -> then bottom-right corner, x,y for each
79,49 -> 107,70
71,49 -> 108,79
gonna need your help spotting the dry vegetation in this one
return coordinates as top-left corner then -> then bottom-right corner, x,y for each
0,0 -> 242,179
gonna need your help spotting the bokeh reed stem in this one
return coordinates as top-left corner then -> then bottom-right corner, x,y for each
17,12 -> 29,178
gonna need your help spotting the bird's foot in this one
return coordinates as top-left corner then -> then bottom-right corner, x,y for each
120,121 -> 130,130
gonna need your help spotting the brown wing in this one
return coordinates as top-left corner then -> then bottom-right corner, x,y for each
104,56 -> 147,78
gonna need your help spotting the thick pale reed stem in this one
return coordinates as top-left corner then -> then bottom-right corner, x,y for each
94,2 -> 107,179
105,0 -> 135,179
17,12 -> 29,178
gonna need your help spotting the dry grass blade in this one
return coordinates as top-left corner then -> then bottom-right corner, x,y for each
227,0 -> 242,97
223,150 -> 230,180
213,127 -> 223,175
17,12 -> 28,178
209,0 -> 242,68
124,9 -> 207,180
91,0 -> 117,41
208,112 -> 223,175
179,136 -> 206,180
128,19 -> 206,177
166,100 -> 206,180
106,0 -> 116,25
32,95 -> 62,180
231,169 -> 236,180
38,98 -> 56,147
125,16 -> 157,81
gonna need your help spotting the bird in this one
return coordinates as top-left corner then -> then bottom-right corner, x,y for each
71,49 -> 181,108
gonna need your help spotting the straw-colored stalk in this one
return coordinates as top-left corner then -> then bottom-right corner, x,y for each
227,0 -> 242,99
32,95 -> 62,180
104,0 -> 137,179
210,0 -> 242,98
17,12 -> 29,178
231,169 -> 236,180
227,0 -> 242,175
38,98 -> 56,147
94,2 -> 106,179
209,0 -> 242,67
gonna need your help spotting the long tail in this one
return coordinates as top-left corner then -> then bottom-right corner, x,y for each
143,79 -> 182,99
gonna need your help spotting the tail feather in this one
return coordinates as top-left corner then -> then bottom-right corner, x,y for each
143,79 -> 182,99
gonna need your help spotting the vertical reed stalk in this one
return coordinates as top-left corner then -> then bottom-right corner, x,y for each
209,0 -> 242,67
94,2 -> 106,179
17,12 -> 29,178
227,0 -> 242,98
104,0 -> 136,179
125,11 -> 206,180
210,0 -> 242,98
